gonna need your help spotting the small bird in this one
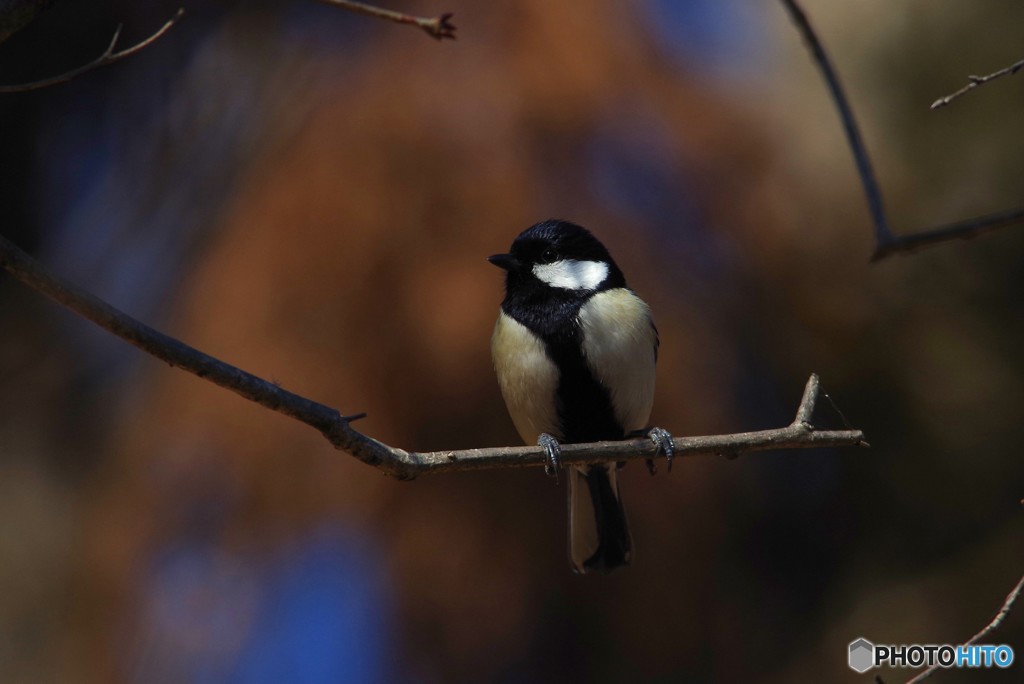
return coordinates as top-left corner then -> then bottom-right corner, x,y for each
489,220 -> 673,574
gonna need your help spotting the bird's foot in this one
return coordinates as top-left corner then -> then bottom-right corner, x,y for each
648,426 -> 676,473
538,433 -> 562,482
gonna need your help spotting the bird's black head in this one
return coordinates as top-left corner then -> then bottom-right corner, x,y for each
488,220 -> 626,302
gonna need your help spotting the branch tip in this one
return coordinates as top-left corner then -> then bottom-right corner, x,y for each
317,1 -> 455,41
929,57 -> 1024,111
423,12 -> 456,40
108,24 -> 124,54
793,373 -> 820,426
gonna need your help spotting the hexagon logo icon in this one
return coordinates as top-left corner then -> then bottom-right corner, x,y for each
848,638 -> 875,673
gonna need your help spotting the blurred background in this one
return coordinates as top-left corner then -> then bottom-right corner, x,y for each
1,0 -> 1022,681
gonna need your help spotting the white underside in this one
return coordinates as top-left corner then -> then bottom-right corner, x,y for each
577,288 -> 657,433
491,312 -> 562,443
491,288 -> 657,442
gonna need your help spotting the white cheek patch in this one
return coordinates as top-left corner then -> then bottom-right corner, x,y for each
532,259 -> 609,291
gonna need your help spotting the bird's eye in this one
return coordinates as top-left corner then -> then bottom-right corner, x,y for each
540,248 -> 558,263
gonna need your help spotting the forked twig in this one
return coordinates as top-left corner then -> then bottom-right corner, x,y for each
779,0 -> 1024,260
0,8 -> 184,94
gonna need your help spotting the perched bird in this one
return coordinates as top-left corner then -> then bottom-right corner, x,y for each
489,220 -> 673,574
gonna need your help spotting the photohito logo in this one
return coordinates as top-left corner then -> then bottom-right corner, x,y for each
848,638 -> 875,674
848,637 -> 1014,674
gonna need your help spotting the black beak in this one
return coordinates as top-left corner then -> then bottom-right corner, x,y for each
487,253 -> 521,272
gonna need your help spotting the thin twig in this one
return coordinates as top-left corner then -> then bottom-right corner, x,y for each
793,371 -> 820,426
779,0 -> 1024,260
931,58 -> 1024,110
778,0 -> 892,246
0,233 -> 866,480
905,572 -> 1024,683
872,207 -> 1024,261
0,8 -> 184,94
316,0 -> 455,40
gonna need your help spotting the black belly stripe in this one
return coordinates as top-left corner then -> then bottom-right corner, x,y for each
546,334 -> 622,442
501,294 -> 623,443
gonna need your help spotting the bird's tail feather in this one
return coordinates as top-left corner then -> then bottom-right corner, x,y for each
568,464 -> 632,574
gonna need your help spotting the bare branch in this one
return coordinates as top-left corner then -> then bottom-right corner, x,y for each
778,0 -> 892,247
905,572 -> 1024,683
0,231 -> 392,472
0,233 -> 866,479
0,8 -> 184,94
931,58 -> 1024,110
872,207 -> 1024,261
778,0 -> 1024,260
315,0 -> 455,40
